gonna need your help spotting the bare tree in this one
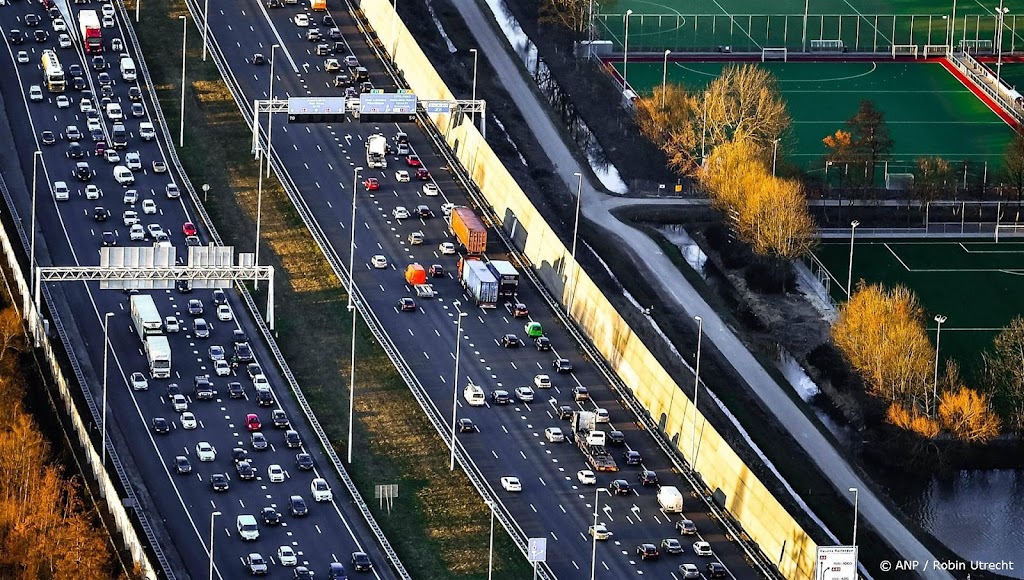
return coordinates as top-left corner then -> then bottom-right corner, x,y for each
1003,132 -> 1024,203
0,307 -> 25,361
912,156 -> 952,204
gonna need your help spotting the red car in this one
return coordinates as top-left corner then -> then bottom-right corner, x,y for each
94,141 -> 107,156
245,413 -> 261,432
415,167 -> 430,180
182,222 -> 197,236
363,177 -> 380,191
405,155 -> 421,167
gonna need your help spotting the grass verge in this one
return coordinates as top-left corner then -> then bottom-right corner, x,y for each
131,1 -> 530,577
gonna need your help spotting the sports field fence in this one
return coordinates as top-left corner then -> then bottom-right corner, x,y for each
597,12 -> 1024,55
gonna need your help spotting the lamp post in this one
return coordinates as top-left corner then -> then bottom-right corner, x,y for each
202,0 -> 210,61
846,220 -> 859,300
621,10 -> 633,91
254,148 -> 264,291
848,488 -> 859,547
485,500 -> 495,580
347,166 -> 362,465
450,309 -> 467,471
266,44 -> 279,178
772,138 -> 780,176
692,315 -> 702,468
208,510 -> 222,580
589,487 -> 609,580
469,48 -> 478,126
569,172 -> 583,314
101,312 -> 113,469
950,0 -> 958,53
179,15 -> 187,148
136,0 -> 141,23
661,50 -> 671,109
933,314 -> 947,416
996,3 -> 1009,90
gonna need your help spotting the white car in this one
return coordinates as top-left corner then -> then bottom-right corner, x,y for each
253,374 -> 269,389
165,316 -> 180,332
216,304 -> 232,321
17,50 -> 28,64
85,185 -> 102,200
129,224 -> 145,241
441,203 -> 455,216
141,199 -> 157,214
101,3 -> 115,18
310,477 -> 332,502
53,18 -> 67,32
180,412 -> 197,430
514,386 -> 535,403
79,98 -> 94,113
122,210 -> 139,226
392,206 -> 409,219
196,442 -> 216,462
577,469 -> 596,485
294,13 -> 309,26
422,183 -> 439,196
104,149 -> 120,164
105,103 -> 123,120
130,371 -> 148,391
139,122 -> 156,140
123,189 -> 138,204
214,359 -> 231,377
171,393 -> 188,412
58,33 -> 72,49
53,181 -> 70,201
146,224 -> 165,238
101,15 -> 114,28
55,95 -> 70,109
500,476 -> 522,492
438,242 -> 456,255
595,408 -> 610,423
86,118 -> 102,133
371,255 -> 388,269
394,170 -> 409,182
693,541 -> 713,557
534,374 -> 551,389
124,152 -> 141,170
66,125 -> 82,140
277,546 -> 297,566
267,464 -> 285,483
588,523 -> 611,540
29,85 -> 43,102
544,427 -> 564,443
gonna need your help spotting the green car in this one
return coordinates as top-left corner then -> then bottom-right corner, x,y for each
525,322 -> 543,338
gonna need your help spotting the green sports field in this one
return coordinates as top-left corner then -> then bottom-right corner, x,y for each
612,60 -> 1013,172
812,239 -> 1024,376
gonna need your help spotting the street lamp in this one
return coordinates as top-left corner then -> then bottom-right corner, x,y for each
692,315 -> 702,468
661,50 -> 671,109
208,510 -> 222,580
267,44 -> 279,179
589,487 -> 610,580
569,172 -> 583,314
933,314 -> 947,416
450,309 -> 468,471
254,148 -> 264,291
347,167 -> 362,465
100,312 -> 113,469
202,0 -> 210,61
996,2 -> 1009,89
135,0 -> 141,23
485,500 -> 495,580
772,138 -> 781,176
469,48 -> 478,127
621,10 -> 633,91
848,488 -> 859,547
846,220 -> 859,300
179,15 -> 187,148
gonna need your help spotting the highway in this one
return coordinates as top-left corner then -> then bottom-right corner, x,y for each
193,1 -> 767,578
0,0 -> 399,577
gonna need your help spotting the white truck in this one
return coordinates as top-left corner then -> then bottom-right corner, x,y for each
144,335 -> 171,378
657,485 -> 684,513
130,294 -> 162,338
366,134 -> 387,168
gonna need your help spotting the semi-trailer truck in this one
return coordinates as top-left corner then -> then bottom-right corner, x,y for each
571,411 -> 618,472
144,335 -> 171,378
448,207 -> 487,254
486,260 -> 519,297
130,294 -> 162,338
460,259 -> 498,308
78,10 -> 102,54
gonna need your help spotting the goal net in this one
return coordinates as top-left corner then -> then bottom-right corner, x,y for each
892,44 -> 919,58
995,223 -> 1024,243
762,47 -> 787,62
923,44 -> 949,58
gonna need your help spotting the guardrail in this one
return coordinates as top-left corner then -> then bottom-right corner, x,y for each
948,51 -> 1024,125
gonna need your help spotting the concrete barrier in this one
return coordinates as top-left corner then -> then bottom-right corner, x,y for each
359,0 -> 819,576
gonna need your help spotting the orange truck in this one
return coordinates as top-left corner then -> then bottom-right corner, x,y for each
310,0 -> 326,10
448,207 -> 487,255
405,263 -> 427,285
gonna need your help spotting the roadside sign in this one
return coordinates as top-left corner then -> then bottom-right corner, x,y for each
815,546 -> 857,580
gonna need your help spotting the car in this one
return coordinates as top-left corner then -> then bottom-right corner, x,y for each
457,418 -> 476,433
677,519 -> 696,538
638,470 -> 659,486
101,15 -> 114,28
515,386 -> 535,403
130,371 -> 149,391
140,122 -> 156,141
24,14 -> 41,27
152,160 -> 167,173
85,184 -> 102,200
165,382 -> 181,397
324,58 -> 340,72
344,86 -> 359,98
174,455 -> 192,475
392,206 -> 409,219
706,562 -> 728,578
245,553 -> 268,575
407,231 -> 423,245
428,264 -> 444,277
165,183 -> 180,198
52,16 -> 67,31
141,200 -> 158,215
196,442 -> 216,461
68,123 -> 86,141
284,429 -> 302,448
129,224 -> 145,241
89,128 -> 104,142
623,450 -> 642,465
490,389 -> 510,404
227,381 -> 244,399
187,299 -> 204,316
293,566 -> 314,580
371,255 -> 388,269
637,543 -> 660,560
398,297 -> 416,312
210,473 -> 229,492
216,304 -> 232,321
193,375 -> 215,399
113,166 -> 134,185
272,409 -> 290,428
185,235 -> 201,246
237,460 -> 256,481
9,29 -> 24,45
267,464 -> 285,483
194,318 -> 210,338
328,26 -> 342,39
123,189 -> 138,204
214,360 -> 231,376
577,469 -> 596,485
306,28 -> 321,41
327,563 -> 348,579
28,85 -> 43,102
289,494 -> 309,516
246,413 -> 262,431
359,81 -> 374,93
415,205 -> 434,218
277,545 -> 298,566
421,183 -> 439,197
209,289 -> 227,305
105,103 -> 122,120
501,334 -> 522,348
394,170 -> 410,182
87,118 -> 102,133
531,374 -> 551,390
231,447 -> 249,464
55,95 -> 70,109
124,152 -> 142,170
179,221 -> 197,237
608,430 -> 625,446
553,358 -> 574,372
125,86 -> 142,102
311,478 -> 333,502
16,50 -> 28,64
573,386 -> 590,401
415,167 -> 430,180
97,72 -> 112,86
556,405 -> 574,420
53,181 -> 70,201
438,242 -> 456,255
94,207 -> 109,222
67,142 -> 84,159
678,563 -> 701,579
208,345 -> 226,362
163,316 -> 180,334
251,432 -> 269,450
595,408 -> 610,423
295,453 -> 314,470
101,3 -> 115,18
233,329 -> 249,345
363,177 -> 380,191
177,279 -> 192,293
171,394 -> 188,412
130,102 -> 145,117
101,232 -> 117,247
235,342 -> 254,362
33,29 -> 48,42
405,155 -> 421,167
351,551 -> 373,572
500,476 -> 522,492
609,479 -> 631,495
151,417 -> 170,434
544,427 -> 564,442
58,33 -> 72,48
72,77 -> 87,90
180,412 -> 197,430
693,541 -> 713,557
121,209 -> 139,226
294,13 -> 309,26
251,52 -> 265,65
588,524 -> 612,540
247,363 -> 264,379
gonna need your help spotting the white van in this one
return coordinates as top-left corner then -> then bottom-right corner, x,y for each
119,56 -> 136,81
463,383 -> 485,407
236,514 -> 259,540
139,122 -> 156,141
53,181 -> 69,201
113,165 -> 135,186
657,486 -> 684,513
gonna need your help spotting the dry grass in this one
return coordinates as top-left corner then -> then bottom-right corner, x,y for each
131,0 -> 529,577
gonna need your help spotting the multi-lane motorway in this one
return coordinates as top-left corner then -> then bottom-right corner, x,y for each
193,1 -> 767,578
0,0 -> 399,577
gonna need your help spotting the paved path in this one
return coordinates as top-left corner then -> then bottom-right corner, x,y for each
449,0 -> 951,575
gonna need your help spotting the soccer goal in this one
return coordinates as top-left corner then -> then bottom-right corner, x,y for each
923,44 -> 949,58
995,223 -> 1024,243
892,44 -> 919,59
762,47 -> 788,62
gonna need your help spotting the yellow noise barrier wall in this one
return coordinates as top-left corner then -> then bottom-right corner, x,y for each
358,1 -> 819,576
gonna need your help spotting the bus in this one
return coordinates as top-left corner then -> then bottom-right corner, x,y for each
41,50 -> 65,92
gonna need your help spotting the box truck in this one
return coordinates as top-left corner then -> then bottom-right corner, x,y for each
144,335 -> 171,378
460,259 -> 498,308
130,294 -> 162,338
449,207 -> 486,254
486,260 -> 519,297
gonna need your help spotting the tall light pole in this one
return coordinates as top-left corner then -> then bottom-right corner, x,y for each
208,510 -> 222,580
589,487 -> 609,580
450,310 -> 467,471
848,488 -> 859,547
136,0 -> 141,23
691,315 -> 702,468
100,312 -> 113,469
569,172 -> 583,314
950,0 -> 958,53
202,0 -> 210,61
254,148 -> 264,291
996,3 -> 1009,90
621,9 -> 633,91
485,500 -> 495,580
772,138 -> 781,176
347,167 -> 362,465
266,44 -> 279,179
933,314 -> 947,416
661,50 -> 671,109
469,48 -> 478,127
846,220 -> 859,300
179,15 -> 187,148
